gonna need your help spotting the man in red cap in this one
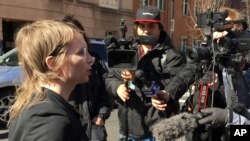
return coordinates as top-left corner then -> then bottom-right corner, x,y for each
105,5 -> 197,141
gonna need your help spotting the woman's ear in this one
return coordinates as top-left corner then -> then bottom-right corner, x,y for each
45,56 -> 56,71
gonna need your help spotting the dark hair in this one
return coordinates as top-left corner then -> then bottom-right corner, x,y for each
158,23 -> 164,31
60,14 -> 91,50
242,20 -> 249,30
60,14 -> 85,31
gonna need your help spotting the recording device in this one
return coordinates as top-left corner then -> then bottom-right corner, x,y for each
186,11 -> 250,67
196,11 -> 229,32
186,35 -> 250,63
135,70 -> 160,97
186,10 -> 250,124
105,19 -> 137,70
105,19 -> 156,70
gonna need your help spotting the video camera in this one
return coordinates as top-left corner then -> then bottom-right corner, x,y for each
105,19 -> 137,70
105,19 -> 159,97
186,11 -> 250,67
105,19 -> 156,70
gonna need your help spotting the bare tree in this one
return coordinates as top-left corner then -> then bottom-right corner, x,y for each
196,0 -> 227,12
187,0 -> 228,44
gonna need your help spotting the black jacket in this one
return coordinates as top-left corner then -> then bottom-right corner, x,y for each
8,88 -> 87,141
105,31 -> 197,139
69,54 -> 112,141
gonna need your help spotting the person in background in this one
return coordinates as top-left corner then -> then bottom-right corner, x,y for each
198,7 -> 250,137
8,20 -> 94,141
105,6 -> 196,141
60,15 -> 112,141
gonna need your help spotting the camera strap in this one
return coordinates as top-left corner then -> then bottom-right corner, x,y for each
197,81 -> 209,112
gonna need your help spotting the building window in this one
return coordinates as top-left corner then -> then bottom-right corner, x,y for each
105,31 -> 115,36
140,0 -> 149,6
183,0 -> 189,16
194,0 -> 198,16
157,0 -> 164,11
194,0 -> 202,16
171,0 -> 175,19
170,19 -> 175,31
170,31 -> 174,39
180,37 -> 188,52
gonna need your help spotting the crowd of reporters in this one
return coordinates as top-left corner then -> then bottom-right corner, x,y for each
5,4 -> 250,141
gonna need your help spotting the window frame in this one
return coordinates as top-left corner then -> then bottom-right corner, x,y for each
140,0 -> 149,6
180,36 -> 188,52
183,0 -> 189,16
157,0 -> 164,11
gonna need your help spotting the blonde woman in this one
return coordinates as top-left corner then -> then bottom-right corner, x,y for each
8,20 -> 94,141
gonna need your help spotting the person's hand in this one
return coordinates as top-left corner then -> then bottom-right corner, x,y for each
213,31 -> 228,43
151,90 -> 169,111
92,117 -> 105,126
205,71 -> 219,91
117,83 -> 130,101
198,107 -> 228,128
121,70 -> 135,81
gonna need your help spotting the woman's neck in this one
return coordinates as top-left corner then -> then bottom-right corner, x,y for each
42,81 -> 75,101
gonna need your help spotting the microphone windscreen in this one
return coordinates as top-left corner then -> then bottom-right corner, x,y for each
152,112 -> 198,141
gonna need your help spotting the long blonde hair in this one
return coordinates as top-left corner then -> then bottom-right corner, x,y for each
9,20 -> 76,120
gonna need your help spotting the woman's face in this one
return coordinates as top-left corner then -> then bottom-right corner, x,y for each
60,32 -> 94,84
137,22 -> 161,41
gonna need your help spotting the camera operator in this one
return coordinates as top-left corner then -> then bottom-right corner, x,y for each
198,7 -> 250,130
105,6 -> 196,141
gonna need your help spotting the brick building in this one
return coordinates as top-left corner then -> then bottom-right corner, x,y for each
134,0 -> 250,51
0,0 -> 134,52
1,0 -> 249,53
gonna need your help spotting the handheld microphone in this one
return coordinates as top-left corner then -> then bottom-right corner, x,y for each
135,70 -> 160,97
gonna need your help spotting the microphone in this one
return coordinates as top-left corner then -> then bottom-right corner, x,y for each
152,112 -> 200,141
135,70 -> 160,97
104,35 -> 119,49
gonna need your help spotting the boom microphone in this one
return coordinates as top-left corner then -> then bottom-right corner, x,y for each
152,112 -> 199,141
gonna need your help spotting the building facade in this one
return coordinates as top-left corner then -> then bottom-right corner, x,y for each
0,0 -> 134,52
134,0 -> 250,51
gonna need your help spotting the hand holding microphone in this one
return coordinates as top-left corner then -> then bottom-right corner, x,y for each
152,108 -> 229,141
151,90 -> 169,111
198,107 -> 229,128
117,70 -> 135,101
117,83 -> 130,101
